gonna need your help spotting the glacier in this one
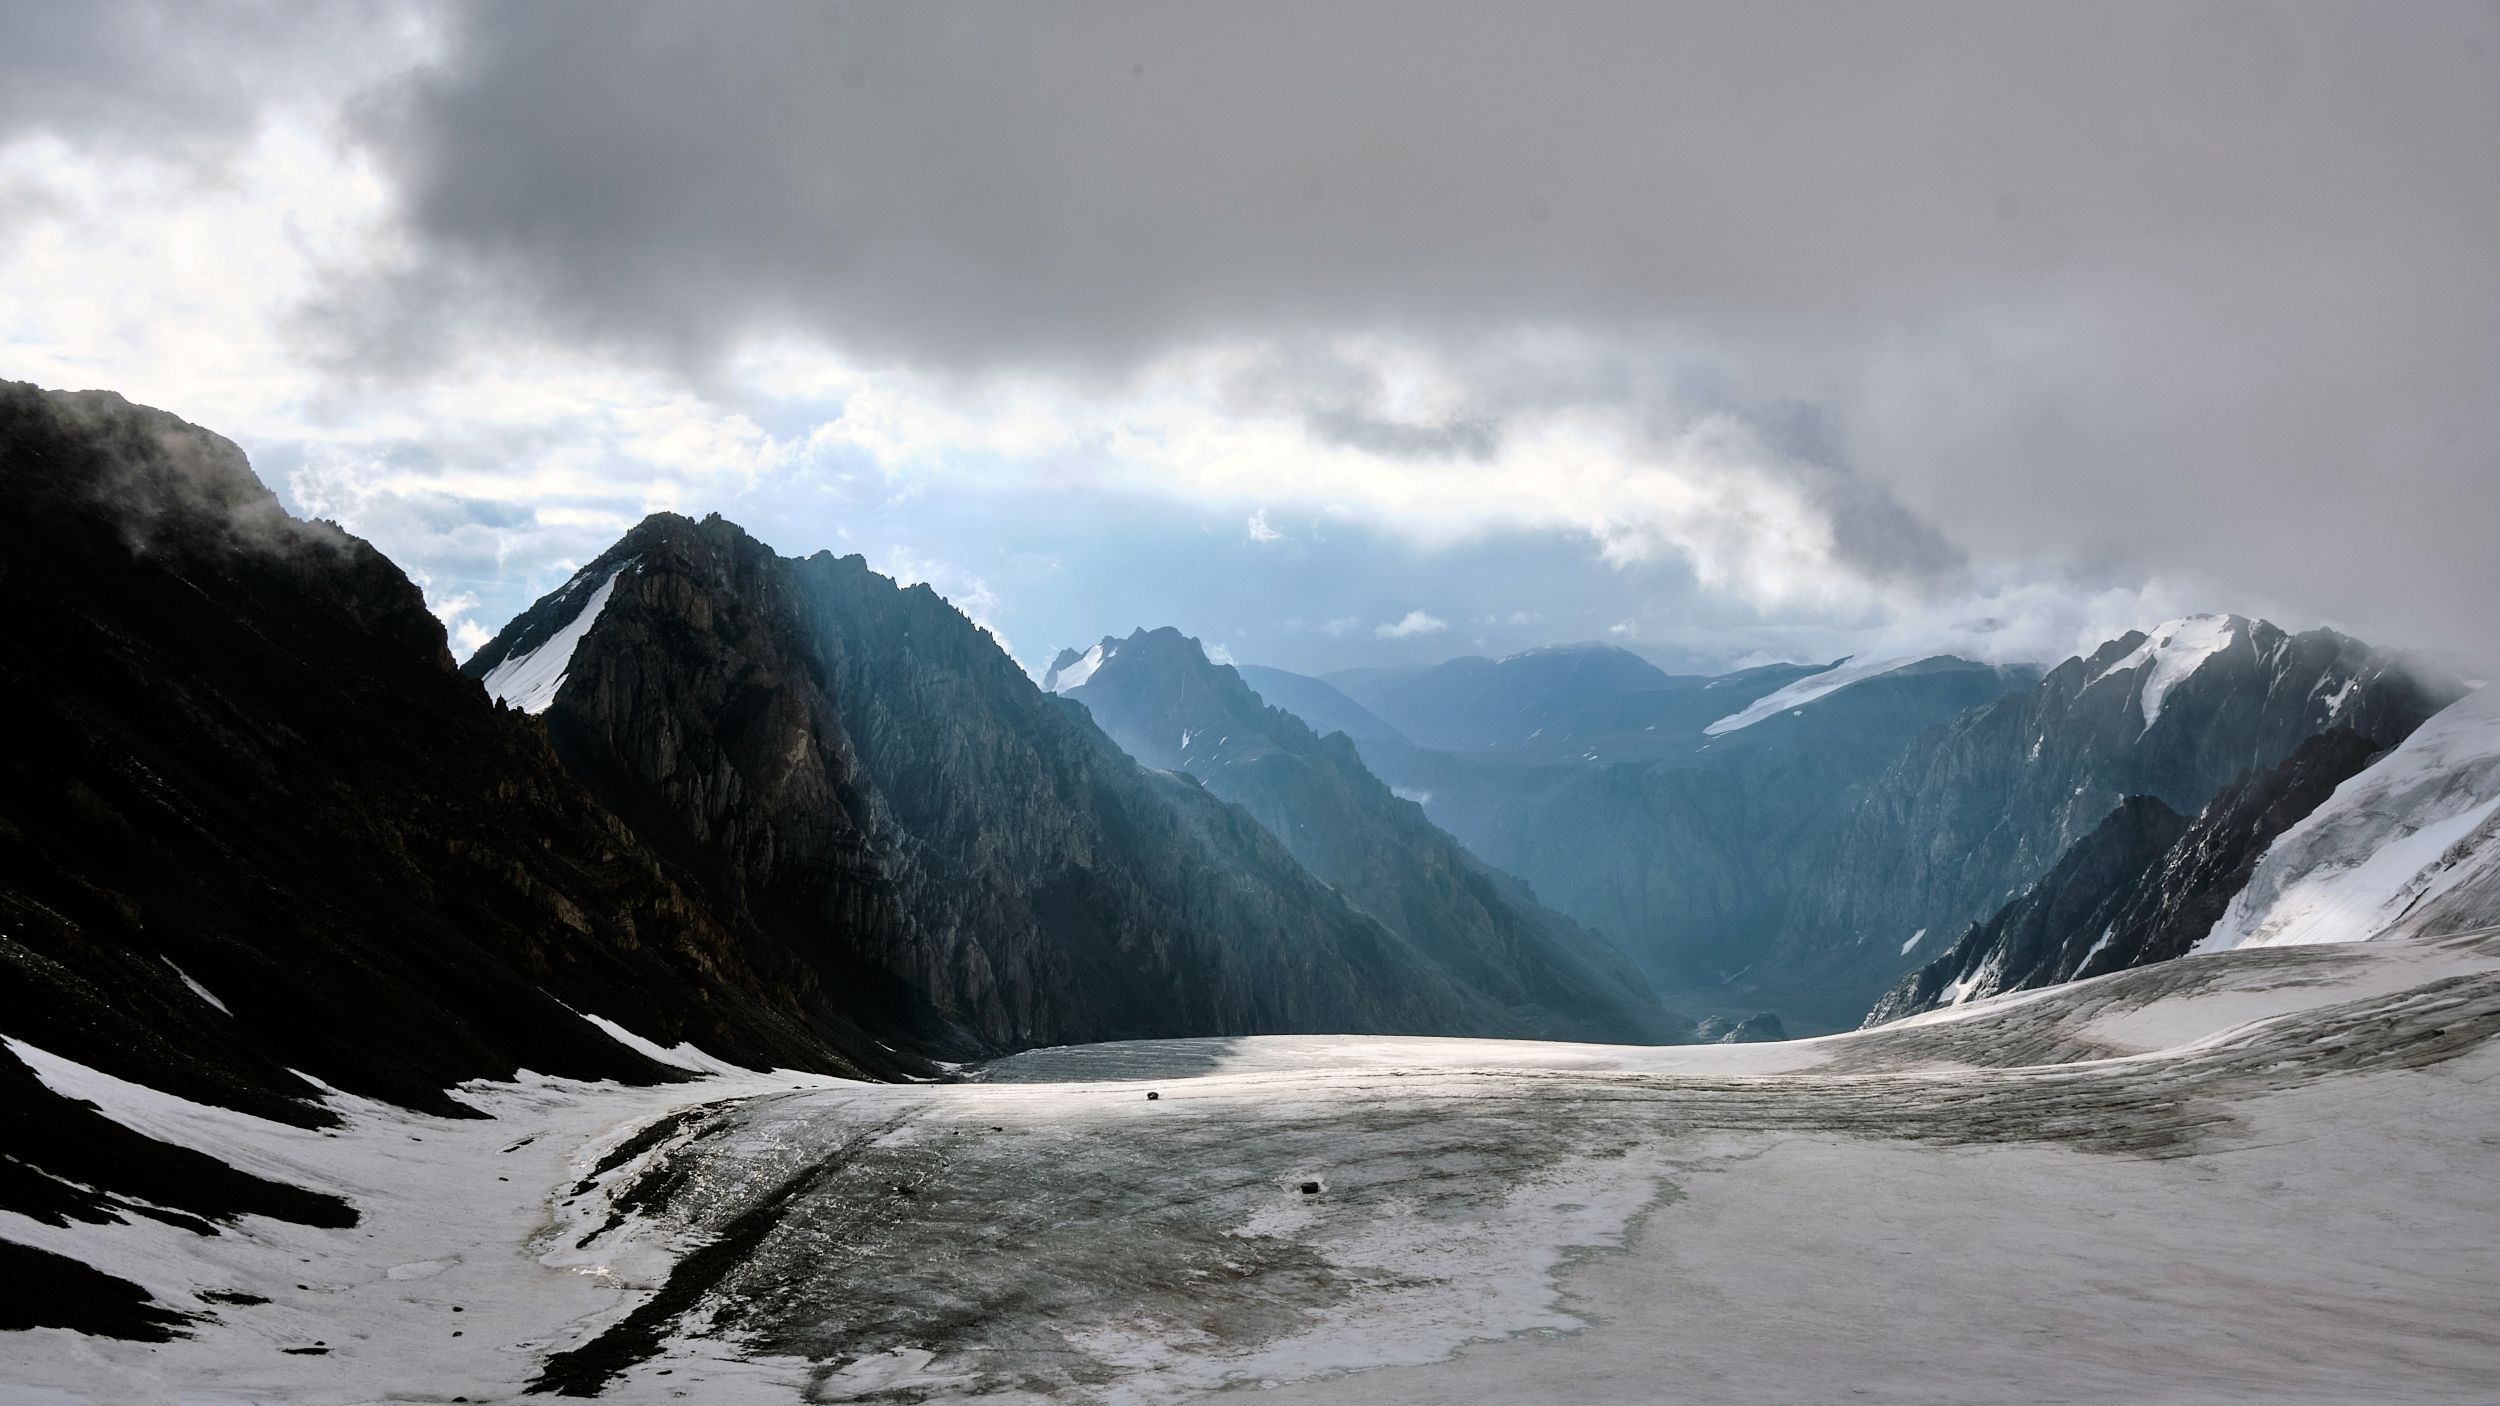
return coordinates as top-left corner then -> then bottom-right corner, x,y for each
2203,682 -> 2500,952
11,928 -> 2498,1403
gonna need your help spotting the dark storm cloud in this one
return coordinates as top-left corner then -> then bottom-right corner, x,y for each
338,1 -> 2500,659
366,1 -> 2499,370
15,1 -> 2497,656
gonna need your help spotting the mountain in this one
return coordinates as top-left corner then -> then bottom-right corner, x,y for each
1261,653 -> 2032,1028
1048,627 -> 1683,1043
0,383 -> 915,1323
1865,795 -> 2190,1023
1784,616 -> 2461,1018
1867,729 -> 2389,1023
1321,643 -> 1836,764
1324,644 -> 1679,754
1229,665 -> 1410,750
2204,681 -> 2500,950
1252,619 -> 2456,1029
468,515 -> 1620,1052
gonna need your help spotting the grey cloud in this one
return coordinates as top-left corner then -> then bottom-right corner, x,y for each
0,1 -> 415,159
20,0 -> 2500,657
1222,345 -> 1504,461
360,2 -> 2500,370
1302,407 -> 1500,463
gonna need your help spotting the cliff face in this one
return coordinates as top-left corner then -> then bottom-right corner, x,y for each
476,516 -> 1546,1053
1864,796 -> 2192,1025
1056,627 -> 1684,1043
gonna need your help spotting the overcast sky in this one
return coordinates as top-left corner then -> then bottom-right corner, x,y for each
5,1 -> 2495,676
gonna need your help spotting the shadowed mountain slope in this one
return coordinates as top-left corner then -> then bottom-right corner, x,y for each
1052,627 -> 1683,1043
0,382 -> 913,1330
470,516 -> 1618,1053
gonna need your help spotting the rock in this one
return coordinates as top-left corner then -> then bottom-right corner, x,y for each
1695,1013 -> 1789,1044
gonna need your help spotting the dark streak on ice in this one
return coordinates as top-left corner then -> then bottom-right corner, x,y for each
526,1118 -> 907,1397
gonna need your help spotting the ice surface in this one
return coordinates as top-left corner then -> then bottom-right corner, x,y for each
2203,684 -> 2500,952
1702,653 -> 1923,736
11,930 -> 2500,1404
478,564 -> 629,713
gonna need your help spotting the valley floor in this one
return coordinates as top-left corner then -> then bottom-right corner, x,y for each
8,933 -> 2500,1404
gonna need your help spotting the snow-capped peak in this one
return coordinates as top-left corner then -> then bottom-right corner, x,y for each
1044,640 -> 1115,694
2091,615 -> 2243,732
1702,654 -> 1926,736
480,562 -> 630,714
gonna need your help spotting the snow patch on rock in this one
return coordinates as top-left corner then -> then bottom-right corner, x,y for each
2092,615 -> 2241,733
1702,654 -> 1924,736
479,564 -> 629,714
1044,641 -> 1114,694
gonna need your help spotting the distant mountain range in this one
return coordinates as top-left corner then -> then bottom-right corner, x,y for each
1232,645 -> 2036,1026
1044,628 -> 1682,1043
1214,624 -> 2458,1029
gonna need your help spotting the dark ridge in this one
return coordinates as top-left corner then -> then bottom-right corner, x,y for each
1865,796 -> 2191,1026
0,380 -> 936,1318
1802,620 -> 2460,1022
0,1239 -> 193,1341
0,1048 -> 357,1232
